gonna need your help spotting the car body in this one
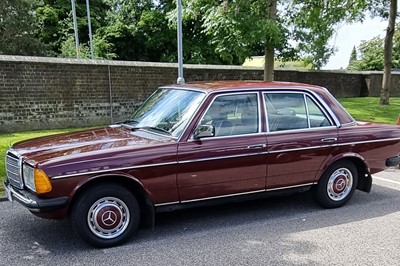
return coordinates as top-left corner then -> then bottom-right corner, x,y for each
4,81 -> 400,247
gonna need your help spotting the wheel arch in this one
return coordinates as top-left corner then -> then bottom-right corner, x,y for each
321,153 -> 372,193
68,174 -> 155,228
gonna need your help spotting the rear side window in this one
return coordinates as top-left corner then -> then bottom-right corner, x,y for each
264,93 -> 332,132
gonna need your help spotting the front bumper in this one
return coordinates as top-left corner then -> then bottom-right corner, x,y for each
4,181 -> 68,213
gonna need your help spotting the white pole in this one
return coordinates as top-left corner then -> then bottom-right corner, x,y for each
177,0 -> 185,84
86,0 -> 94,59
71,0 -> 80,59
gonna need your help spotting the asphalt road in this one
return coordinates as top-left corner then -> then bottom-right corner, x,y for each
1,169 -> 399,266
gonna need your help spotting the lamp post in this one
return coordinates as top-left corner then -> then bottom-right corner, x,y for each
86,0 -> 94,59
177,0 -> 185,84
71,0 -> 80,59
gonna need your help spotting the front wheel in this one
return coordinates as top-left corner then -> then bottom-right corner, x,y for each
312,161 -> 358,208
71,183 -> 140,248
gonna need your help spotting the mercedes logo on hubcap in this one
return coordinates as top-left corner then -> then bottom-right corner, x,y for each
101,210 -> 118,226
335,178 -> 346,191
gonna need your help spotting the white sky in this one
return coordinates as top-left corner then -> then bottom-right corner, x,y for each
324,17 -> 388,69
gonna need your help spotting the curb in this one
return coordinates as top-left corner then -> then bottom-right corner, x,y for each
0,196 -> 8,202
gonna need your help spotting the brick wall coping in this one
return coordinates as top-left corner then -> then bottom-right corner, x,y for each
2,55 -> 397,75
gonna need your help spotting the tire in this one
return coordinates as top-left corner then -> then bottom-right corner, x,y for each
71,183 -> 140,248
312,160 -> 358,209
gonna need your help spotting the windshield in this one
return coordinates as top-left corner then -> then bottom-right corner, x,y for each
125,88 -> 205,138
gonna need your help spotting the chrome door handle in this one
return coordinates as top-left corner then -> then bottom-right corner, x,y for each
247,144 -> 267,149
321,138 -> 337,143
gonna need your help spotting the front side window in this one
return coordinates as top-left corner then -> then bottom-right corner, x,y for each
200,93 -> 259,137
125,88 -> 205,138
264,93 -> 331,132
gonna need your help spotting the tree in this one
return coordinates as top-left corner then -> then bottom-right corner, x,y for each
183,0 -> 369,80
0,0 -> 49,55
36,0 -> 109,55
349,46 -> 357,63
346,27 -> 400,72
353,37 -> 386,70
286,0 -> 368,70
182,0 -> 291,81
380,0 -> 397,105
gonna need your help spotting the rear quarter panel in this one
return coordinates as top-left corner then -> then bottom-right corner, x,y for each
337,122 -> 400,174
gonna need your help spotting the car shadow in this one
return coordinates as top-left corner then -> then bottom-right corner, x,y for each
2,184 -> 400,265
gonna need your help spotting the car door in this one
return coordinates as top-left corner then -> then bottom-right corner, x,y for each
177,92 -> 267,202
264,92 -> 339,189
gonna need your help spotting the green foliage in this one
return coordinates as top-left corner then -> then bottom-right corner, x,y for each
0,0 -> 389,70
59,32 -> 116,59
182,0 -> 290,64
36,0 -> 109,55
348,24 -> 400,71
286,0 -> 368,69
0,0 -> 49,55
349,46 -> 358,63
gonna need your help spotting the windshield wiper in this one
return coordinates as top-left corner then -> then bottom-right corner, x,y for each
131,126 -> 172,136
118,119 -> 139,125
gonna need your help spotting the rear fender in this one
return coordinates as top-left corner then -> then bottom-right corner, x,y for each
318,153 -> 372,193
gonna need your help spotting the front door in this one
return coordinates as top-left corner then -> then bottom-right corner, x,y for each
177,92 -> 267,202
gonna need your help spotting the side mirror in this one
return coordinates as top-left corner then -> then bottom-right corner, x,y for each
194,124 -> 215,139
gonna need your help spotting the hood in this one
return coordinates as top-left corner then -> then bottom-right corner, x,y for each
11,126 -> 174,165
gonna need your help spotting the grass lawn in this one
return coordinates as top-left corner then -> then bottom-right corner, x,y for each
1,97 -> 400,196
338,97 -> 400,124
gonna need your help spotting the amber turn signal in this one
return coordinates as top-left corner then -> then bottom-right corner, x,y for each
34,169 -> 52,194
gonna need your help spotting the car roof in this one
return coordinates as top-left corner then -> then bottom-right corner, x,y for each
163,80 -> 327,94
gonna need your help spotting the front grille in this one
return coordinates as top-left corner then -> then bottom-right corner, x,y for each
5,151 -> 24,189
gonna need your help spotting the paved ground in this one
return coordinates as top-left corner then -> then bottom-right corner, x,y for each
0,168 -> 399,266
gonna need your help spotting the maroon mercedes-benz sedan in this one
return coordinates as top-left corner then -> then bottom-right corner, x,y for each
4,81 -> 400,247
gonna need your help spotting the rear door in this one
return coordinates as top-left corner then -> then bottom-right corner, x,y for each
264,92 -> 339,189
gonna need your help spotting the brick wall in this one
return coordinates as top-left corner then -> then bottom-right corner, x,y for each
0,56 -> 399,133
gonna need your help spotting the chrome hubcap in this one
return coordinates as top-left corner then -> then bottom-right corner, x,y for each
87,197 -> 130,239
327,168 -> 353,201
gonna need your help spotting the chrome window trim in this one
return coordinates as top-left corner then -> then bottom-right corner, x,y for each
262,90 -> 336,133
304,94 -> 311,128
124,87 -> 207,141
188,132 -> 265,142
265,125 -> 337,135
176,90 -> 209,142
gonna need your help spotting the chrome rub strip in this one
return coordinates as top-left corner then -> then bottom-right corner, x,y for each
156,183 -> 314,206
52,137 -> 400,180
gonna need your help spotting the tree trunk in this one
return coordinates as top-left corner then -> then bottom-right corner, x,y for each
264,0 -> 277,81
380,0 -> 397,105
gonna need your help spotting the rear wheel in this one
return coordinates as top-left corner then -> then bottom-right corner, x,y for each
71,183 -> 140,247
312,161 -> 358,208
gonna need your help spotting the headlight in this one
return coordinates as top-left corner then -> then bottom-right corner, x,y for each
23,164 -> 35,191
23,164 -> 52,194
